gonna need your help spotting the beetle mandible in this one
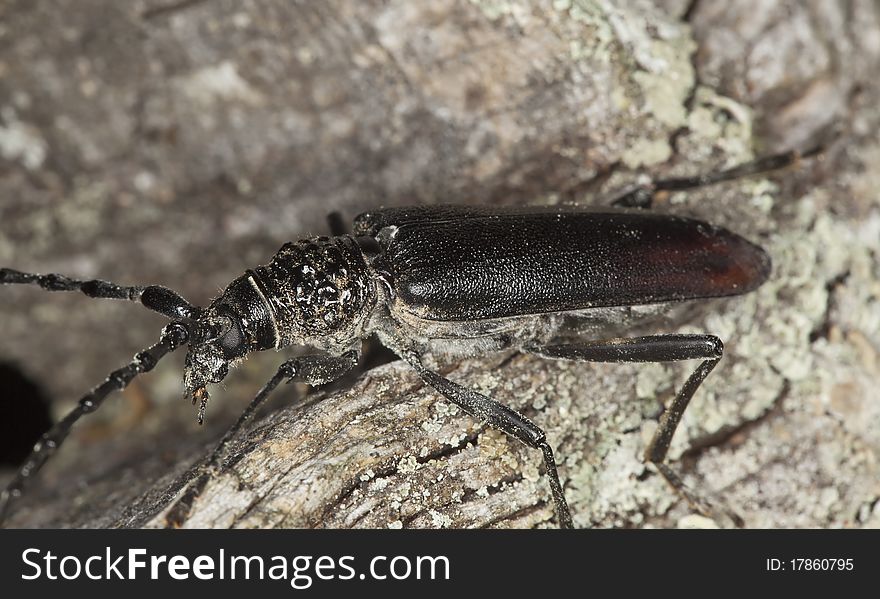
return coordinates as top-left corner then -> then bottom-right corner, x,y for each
0,143 -> 824,528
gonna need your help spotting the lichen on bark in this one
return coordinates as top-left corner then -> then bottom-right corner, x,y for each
1,0 -> 878,528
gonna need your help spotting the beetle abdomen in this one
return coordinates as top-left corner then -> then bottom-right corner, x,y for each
383,211 -> 770,321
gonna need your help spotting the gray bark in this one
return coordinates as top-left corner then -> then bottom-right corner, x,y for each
0,0 -> 878,528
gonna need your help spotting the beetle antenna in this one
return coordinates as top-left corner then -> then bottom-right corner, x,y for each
0,322 -> 190,525
0,268 -> 201,320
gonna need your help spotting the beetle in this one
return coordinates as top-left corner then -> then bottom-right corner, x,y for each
0,144 -> 823,528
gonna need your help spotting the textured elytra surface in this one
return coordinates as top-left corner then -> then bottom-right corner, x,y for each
385,211 -> 770,321
0,0 -> 878,528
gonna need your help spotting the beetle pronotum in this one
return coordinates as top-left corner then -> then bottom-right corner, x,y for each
0,144 -> 824,528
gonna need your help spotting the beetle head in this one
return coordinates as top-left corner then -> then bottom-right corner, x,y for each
179,269 -> 282,423
180,308 -> 247,424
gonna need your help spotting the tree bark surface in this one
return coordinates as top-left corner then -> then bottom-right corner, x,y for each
1,0 -> 879,528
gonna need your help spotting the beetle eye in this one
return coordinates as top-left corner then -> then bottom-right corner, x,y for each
217,317 -> 245,356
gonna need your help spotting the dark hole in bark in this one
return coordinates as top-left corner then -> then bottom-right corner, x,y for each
0,361 -> 53,466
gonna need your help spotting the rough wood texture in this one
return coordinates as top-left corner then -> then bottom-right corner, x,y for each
1,0 -> 878,528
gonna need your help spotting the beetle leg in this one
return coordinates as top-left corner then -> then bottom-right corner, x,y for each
418,366 -> 572,529
609,184 -> 656,209
526,334 -> 740,525
163,350 -> 360,527
384,340 -> 573,528
611,139 -> 830,209
327,211 -> 349,236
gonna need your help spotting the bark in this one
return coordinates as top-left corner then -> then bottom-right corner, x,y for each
0,0 -> 878,528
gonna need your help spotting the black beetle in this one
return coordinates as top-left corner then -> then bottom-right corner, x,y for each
0,144 -> 823,528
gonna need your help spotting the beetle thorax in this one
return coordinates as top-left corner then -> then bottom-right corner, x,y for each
249,236 -> 376,348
